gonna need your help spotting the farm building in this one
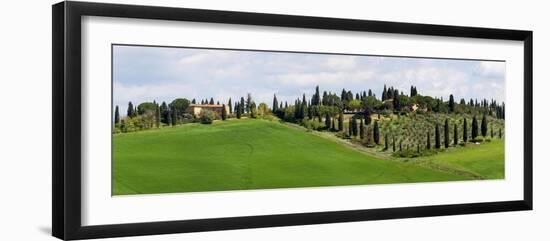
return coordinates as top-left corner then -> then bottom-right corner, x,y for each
186,104 -> 229,117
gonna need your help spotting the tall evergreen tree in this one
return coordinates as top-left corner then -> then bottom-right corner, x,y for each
221,104 -> 228,120
171,108 -> 177,126
427,131 -> 431,149
364,109 -> 371,125
272,94 -> 278,112
444,119 -> 449,148
351,118 -> 358,137
155,104 -> 160,128
312,86 -> 321,106
491,124 -> 494,138
373,121 -> 380,144
114,105 -> 120,125
240,97 -> 245,115
228,98 -> 233,114
338,112 -> 344,131
127,101 -> 135,117
359,118 -> 365,139
331,117 -> 335,130
325,113 -> 331,128
209,98 -> 214,105
449,94 -> 455,112
435,123 -> 441,149
382,84 -> 387,101
463,118 -> 468,143
348,118 -> 353,137
454,123 -> 458,145
481,113 -> 488,137
236,103 -> 242,119
499,128 -> 502,139
472,116 -> 479,139
246,94 -> 253,113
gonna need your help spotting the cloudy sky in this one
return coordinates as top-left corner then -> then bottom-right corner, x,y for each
113,45 -> 505,113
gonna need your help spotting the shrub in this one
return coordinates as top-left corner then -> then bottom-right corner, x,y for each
302,117 -> 323,130
199,109 -> 215,124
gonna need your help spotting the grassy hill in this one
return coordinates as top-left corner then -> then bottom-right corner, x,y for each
113,118 -> 473,195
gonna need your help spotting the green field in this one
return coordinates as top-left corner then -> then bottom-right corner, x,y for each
114,118 -> 504,195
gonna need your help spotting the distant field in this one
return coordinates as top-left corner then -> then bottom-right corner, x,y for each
415,140 -> 505,179
113,118 -> 473,195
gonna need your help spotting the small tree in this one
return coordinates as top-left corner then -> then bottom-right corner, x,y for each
338,112 -> 344,131
481,114 -> 488,137
348,118 -> 353,137
114,105 -> 120,125
359,118 -> 365,139
435,123 -> 441,149
127,101 -> 135,117
221,104 -> 228,120
427,131 -> 431,150
499,128 -> 502,139
454,123 -> 458,145
236,103 -> 242,119
199,109 -> 215,124
463,118 -> 468,143
373,121 -> 380,144
155,104 -> 160,128
444,118 -> 449,148
472,116 -> 479,139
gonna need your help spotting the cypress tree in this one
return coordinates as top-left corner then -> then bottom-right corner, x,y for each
449,94 -> 455,112
171,109 -> 177,126
499,128 -> 502,139
351,118 -> 358,137
359,118 -> 365,139
463,118 -> 468,143
114,105 -> 120,125
491,124 -> 494,138
228,98 -> 233,114
472,116 -> 479,139
348,118 -> 353,137
127,101 -> 134,117
338,112 -> 344,131
454,123 -> 458,145
155,104 -> 160,128
272,94 -> 278,112
373,121 -> 380,144
392,136 -> 396,152
364,109 -> 371,125
325,113 -> 331,128
331,117 -> 335,130
435,123 -> 441,149
382,85 -> 387,101
209,98 -> 214,105
481,114 -> 488,137
221,104 -> 228,120
236,103 -> 242,119
427,131 -> 431,149
444,119 -> 449,148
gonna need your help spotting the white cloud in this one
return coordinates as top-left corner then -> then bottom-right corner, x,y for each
323,56 -> 358,70
479,61 -> 505,77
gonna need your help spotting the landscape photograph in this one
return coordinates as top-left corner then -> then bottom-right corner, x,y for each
112,44 -> 506,196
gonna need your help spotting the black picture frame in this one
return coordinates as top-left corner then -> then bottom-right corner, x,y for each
52,1 -> 533,240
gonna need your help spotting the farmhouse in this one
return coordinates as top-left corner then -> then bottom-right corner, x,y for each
187,104 -> 229,116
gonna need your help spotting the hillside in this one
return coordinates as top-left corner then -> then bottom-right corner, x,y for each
112,118 -> 470,195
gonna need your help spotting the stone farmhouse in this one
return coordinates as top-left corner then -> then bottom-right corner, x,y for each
186,104 -> 229,117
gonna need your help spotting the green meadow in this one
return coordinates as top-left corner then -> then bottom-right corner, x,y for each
112,118 -> 503,195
